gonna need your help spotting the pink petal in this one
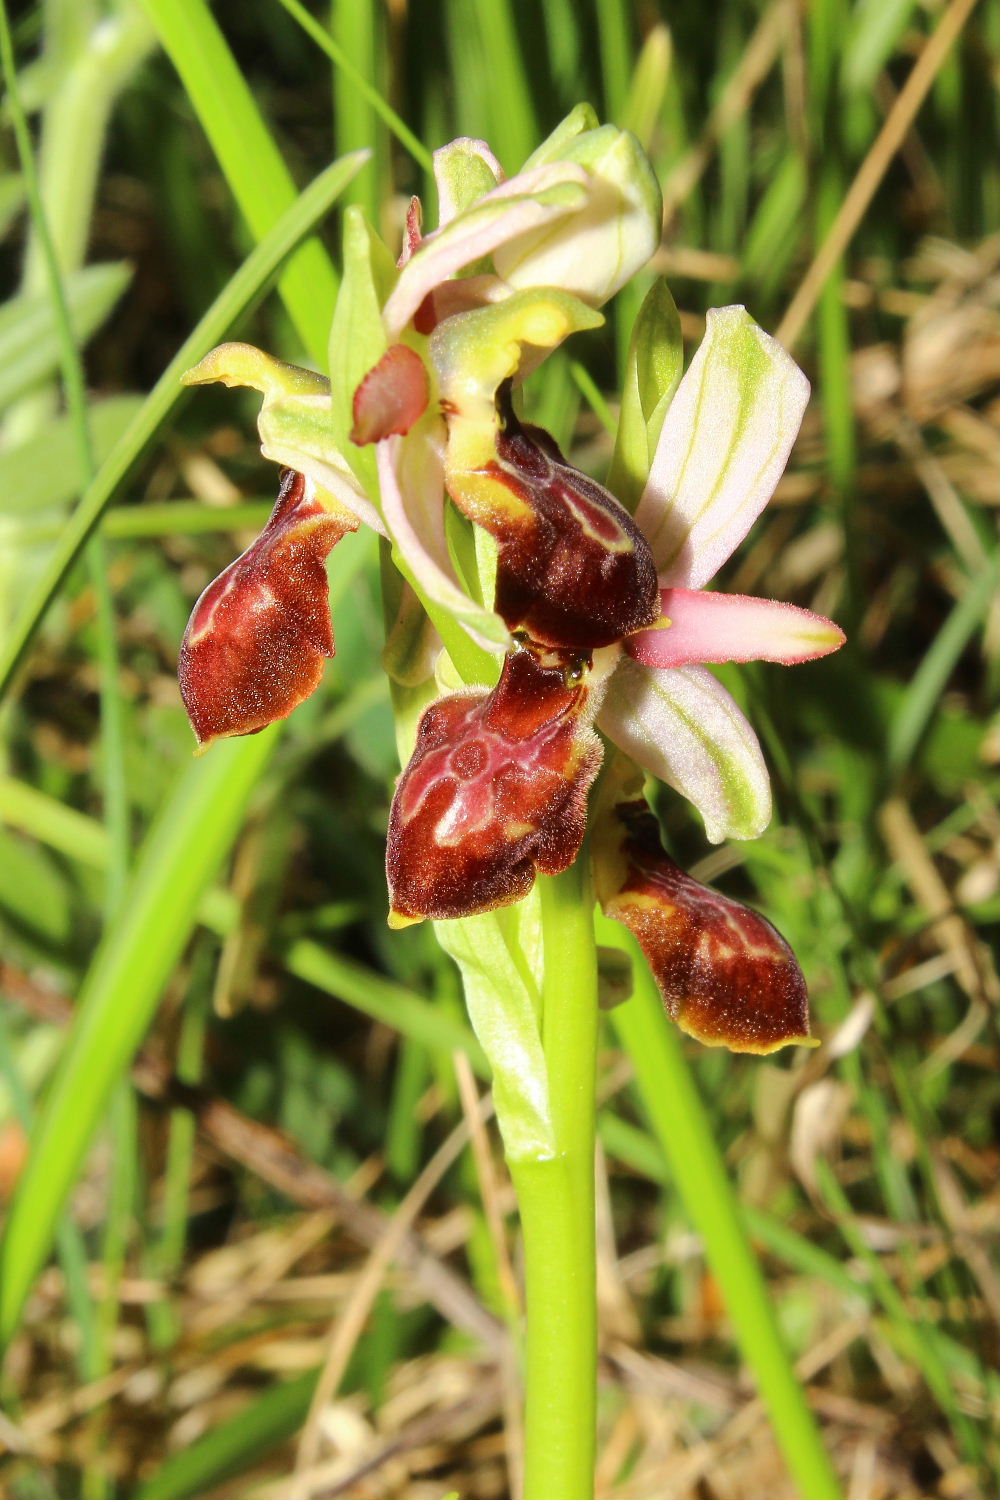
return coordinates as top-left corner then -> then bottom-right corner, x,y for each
383,166 -> 588,336
626,589 -> 846,668
350,344 -> 430,445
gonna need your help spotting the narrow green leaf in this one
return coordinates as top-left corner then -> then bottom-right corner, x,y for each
741,153 -> 807,300
139,0 -> 338,363
134,1370 -> 318,1500
0,828 -> 75,947
279,938 -> 484,1067
842,0 -> 920,94
275,0 -> 432,173
0,397 -> 143,515
0,772 -> 485,1072
434,903 -> 555,1161
453,0 -> 538,172
888,557 -> 998,775
0,730 -> 278,1341
0,170 -> 24,237
621,24 -> 672,148
327,205 -> 394,490
595,0 -> 632,124
0,263 -> 131,413
0,151 -> 367,700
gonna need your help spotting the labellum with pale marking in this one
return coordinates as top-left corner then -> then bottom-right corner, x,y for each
178,470 -> 356,751
387,645 -> 602,926
446,385 -> 660,652
593,774 -> 813,1054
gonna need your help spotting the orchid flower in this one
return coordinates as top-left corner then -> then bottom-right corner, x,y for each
177,110 -> 844,1055
180,104 -> 662,689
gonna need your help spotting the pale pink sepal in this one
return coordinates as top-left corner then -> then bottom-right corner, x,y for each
626,588 -> 846,668
383,166 -> 589,337
635,306 -> 810,588
376,432 -> 510,654
599,657 -> 772,844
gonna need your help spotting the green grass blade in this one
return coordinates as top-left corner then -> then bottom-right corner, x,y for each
0,150 -> 366,701
0,397 -> 142,514
0,728 -> 278,1343
14,3 -> 153,299
100,499 -> 273,537
139,0 -> 339,362
595,0 -> 632,123
599,916 -> 844,1500
815,162 -> 858,609
282,938 -> 484,1068
448,0 -> 537,172
277,0 -> 432,174
0,773 -> 111,868
815,1158 -> 983,1466
0,772 -> 485,1071
0,1012 -> 102,1386
0,0 -> 130,926
887,555 -> 998,775
0,263 -> 131,413
332,0 -> 385,224
134,1369 -> 318,1500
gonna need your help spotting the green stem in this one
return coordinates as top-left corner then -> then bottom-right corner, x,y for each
600,916 -> 844,1500
510,859 -> 599,1500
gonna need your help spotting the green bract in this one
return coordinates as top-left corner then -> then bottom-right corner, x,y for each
435,898 -> 556,1162
607,277 -> 683,513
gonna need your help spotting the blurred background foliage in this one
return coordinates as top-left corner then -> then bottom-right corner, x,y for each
0,0 -> 997,1496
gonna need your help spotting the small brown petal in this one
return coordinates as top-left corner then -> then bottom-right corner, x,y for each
397,196 -> 423,268
178,470 -> 356,750
351,344 -> 430,445
595,793 -> 812,1054
386,646 -> 602,924
447,386 -> 660,653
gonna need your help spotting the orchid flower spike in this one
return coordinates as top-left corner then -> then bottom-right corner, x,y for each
177,110 -> 844,1054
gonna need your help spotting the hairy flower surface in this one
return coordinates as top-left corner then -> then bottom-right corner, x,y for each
387,645 -> 602,926
179,470 -> 356,750
592,760 -> 813,1053
177,111 -> 845,1052
450,385 -> 660,652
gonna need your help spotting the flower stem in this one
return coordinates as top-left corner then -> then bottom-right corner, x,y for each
510,858 -> 599,1500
